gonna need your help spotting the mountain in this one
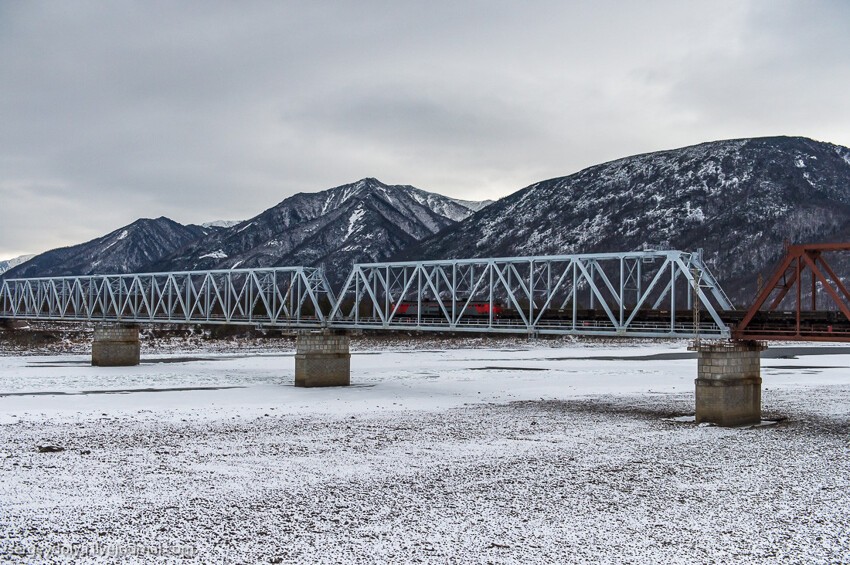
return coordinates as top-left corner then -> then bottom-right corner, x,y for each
2,217 -> 214,279
153,178 -> 483,281
9,138 -> 850,307
401,136 -> 850,304
0,254 -> 35,275
0,179 -> 488,283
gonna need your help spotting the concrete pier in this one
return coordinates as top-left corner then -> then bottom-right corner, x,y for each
695,341 -> 765,426
92,325 -> 141,367
295,330 -> 350,387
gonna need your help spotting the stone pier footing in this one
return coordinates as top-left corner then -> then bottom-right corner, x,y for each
695,341 -> 765,426
295,330 -> 350,387
92,325 -> 141,367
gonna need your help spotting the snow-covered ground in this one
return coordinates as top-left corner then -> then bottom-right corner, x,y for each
1,340 -> 848,563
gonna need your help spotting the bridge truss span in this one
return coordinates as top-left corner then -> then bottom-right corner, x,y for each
0,267 -> 334,327
0,250 -> 733,338
329,250 -> 733,338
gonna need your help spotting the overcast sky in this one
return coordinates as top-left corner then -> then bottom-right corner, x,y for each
1,1 -> 848,258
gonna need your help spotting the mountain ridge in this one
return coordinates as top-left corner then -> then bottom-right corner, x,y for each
151,178 -> 484,280
0,254 -> 35,276
3,179 -> 490,283
400,135 -> 850,303
5,136 -> 850,307
3,217 -> 215,279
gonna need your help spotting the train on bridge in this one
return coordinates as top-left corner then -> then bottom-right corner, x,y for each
2,244 -> 849,342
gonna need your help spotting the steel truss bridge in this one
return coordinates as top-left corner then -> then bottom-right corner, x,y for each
0,250 -> 734,338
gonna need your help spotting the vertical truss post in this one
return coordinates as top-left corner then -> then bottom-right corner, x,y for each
452,263 -> 457,326
488,263 -> 494,329
670,259 -> 676,333
795,255 -> 802,337
571,260 -> 578,331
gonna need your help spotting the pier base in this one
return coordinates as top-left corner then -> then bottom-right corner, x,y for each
695,341 -> 765,427
295,330 -> 350,387
92,325 -> 140,367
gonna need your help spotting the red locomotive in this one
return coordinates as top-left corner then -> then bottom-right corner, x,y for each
391,301 -> 502,317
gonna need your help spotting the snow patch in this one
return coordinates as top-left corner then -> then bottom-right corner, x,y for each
102,231 -> 129,251
1,343 -> 848,563
202,220 -> 241,229
450,197 -> 494,212
684,202 -> 705,223
0,254 -> 35,274
345,206 -> 366,240
199,250 -> 228,260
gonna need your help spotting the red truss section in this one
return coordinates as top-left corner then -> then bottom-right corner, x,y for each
734,243 -> 850,341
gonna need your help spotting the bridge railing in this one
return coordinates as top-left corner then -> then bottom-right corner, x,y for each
0,267 -> 334,326
328,250 -> 733,338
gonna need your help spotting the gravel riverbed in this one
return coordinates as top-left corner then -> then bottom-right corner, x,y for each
1,343 -> 848,563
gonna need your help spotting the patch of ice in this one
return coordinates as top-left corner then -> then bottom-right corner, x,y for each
748,420 -> 779,428
663,415 -> 695,423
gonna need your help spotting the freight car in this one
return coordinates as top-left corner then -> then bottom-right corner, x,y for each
391,301 -> 503,317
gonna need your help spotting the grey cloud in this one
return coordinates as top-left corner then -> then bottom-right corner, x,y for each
659,1 -> 850,139
1,1 -> 848,258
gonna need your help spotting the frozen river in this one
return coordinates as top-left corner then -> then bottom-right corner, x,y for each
1,341 -> 848,562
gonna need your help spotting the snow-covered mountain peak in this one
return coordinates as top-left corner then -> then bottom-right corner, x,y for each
406,136 -> 850,303
202,220 -> 242,229
0,254 -> 35,275
3,217 -> 213,278
150,178 -> 491,283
